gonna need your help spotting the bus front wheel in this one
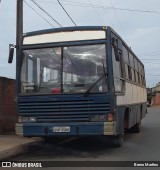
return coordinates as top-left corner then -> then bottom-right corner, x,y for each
112,134 -> 124,147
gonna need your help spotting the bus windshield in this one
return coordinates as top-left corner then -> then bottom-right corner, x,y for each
20,44 -> 108,94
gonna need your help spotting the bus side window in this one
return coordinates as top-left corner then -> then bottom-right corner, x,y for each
112,47 -> 124,92
125,63 -> 129,79
122,45 -> 129,79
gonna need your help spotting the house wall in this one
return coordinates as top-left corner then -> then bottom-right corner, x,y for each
152,93 -> 160,106
152,84 -> 160,93
0,77 -> 16,134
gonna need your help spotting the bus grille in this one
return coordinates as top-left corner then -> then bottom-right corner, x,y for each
18,99 -> 110,123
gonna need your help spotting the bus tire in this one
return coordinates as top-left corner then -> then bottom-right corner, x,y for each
112,134 -> 123,147
131,121 -> 141,133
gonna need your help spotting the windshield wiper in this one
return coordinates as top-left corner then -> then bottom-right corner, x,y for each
83,73 -> 108,97
83,59 -> 107,97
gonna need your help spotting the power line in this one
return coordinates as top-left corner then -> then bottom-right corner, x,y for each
109,0 -> 129,44
88,0 -> 106,26
146,74 -> 160,76
30,0 -> 62,27
98,0 -> 115,29
24,0 -> 55,27
143,61 -> 160,63
141,59 -> 160,60
144,63 -> 160,65
138,51 -> 160,57
57,0 -> 77,26
139,54 -> 160,58
35,0 -> 160,15
140,54 -> 160,57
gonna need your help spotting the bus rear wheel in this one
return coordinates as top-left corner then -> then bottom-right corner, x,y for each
131,121 -> 141,133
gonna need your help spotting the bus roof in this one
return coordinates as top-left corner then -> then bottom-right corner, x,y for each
23,26 -> 108,37
23,26 -> 144,66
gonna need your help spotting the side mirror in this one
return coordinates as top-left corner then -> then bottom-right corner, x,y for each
8,44 -> 15,64
112,38 -> 120,62
114,46 -> 120,62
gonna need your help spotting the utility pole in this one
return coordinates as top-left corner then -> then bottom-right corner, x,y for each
8,0 -> 23,64
16,0 -> 23,50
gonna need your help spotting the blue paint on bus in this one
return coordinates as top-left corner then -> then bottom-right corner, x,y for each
14,26 -> 147,146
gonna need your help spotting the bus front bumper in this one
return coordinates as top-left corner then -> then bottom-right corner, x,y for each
16,122 -> 116,137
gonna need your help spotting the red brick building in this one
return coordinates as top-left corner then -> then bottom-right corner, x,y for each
152,93 -> 160,106
0,77 -> 16,134
151,83 -> 160,106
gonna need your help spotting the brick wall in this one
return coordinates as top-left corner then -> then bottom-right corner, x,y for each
0,77 -> 16,134
152,93 -> 160,106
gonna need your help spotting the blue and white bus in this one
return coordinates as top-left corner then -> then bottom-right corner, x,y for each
11,26 -> 147,146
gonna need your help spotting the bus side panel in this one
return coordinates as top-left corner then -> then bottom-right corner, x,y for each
116,103 -> 147,131
141,102 -> 147,119
129,105 -> 138,128
128,103 -> 147,129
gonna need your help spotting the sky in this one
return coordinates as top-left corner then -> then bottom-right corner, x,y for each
0,0 -> 160,87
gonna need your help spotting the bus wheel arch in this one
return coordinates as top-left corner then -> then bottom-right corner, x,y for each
130,105 -> 143,133
124,107 -> 130,130
131,121 -> 141,133
140,105 -> 143,118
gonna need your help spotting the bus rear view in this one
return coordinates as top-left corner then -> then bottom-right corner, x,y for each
14,26 -> 147,146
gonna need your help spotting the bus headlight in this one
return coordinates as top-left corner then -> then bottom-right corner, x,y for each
22,117 -> 36,122
22,117 -> 28,122
90,114 -> 106,121
99,115 -> 107,121
90,115 -> 99,121
29,117 -> 36,122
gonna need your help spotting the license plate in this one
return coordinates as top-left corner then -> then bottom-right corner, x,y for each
53,126 -> 70,132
